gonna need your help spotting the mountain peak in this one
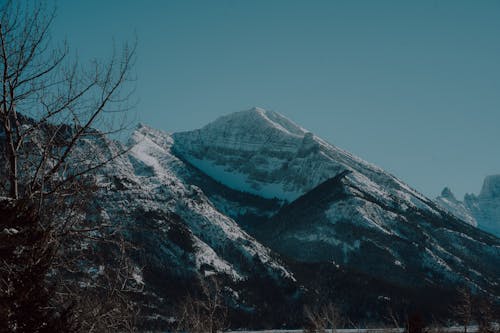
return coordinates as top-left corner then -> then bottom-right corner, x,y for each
136,122 -> 155,132
205,107 -> 307,138
440,187 -> 456,201
479,174 -> 500,198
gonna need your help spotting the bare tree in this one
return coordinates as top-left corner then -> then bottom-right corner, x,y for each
386,306 -> 402,331
0,198 -> 77,332
0,1 -> 139,331
176,276 -> 228,333
0,0 -> 135,203
303,303 -> 343,333
56,232 -> 144,333
0,196 -> 143,332
476,298 -> 496,333
452,287 -> 473,333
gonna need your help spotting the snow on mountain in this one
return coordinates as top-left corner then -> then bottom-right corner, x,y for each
72,124 -> 297,317
7,111 -> 500,328
255,171 -> 500,297
436,176 -> 500,237
172,107 -> 435,213
435,187 -> 478,226
474,175 -> 500,236
121,124 -> 293,281
172,108 -> 306,200
75,123 -> 306,327
171,107 -> 500,298
481,175 -> 500,198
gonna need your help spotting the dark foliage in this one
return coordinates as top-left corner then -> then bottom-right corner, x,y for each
0,199 -> 76,333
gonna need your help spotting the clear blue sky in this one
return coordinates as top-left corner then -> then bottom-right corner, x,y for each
50,0 -> 500,199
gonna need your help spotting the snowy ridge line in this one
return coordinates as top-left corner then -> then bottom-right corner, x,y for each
253,107 -> 307,137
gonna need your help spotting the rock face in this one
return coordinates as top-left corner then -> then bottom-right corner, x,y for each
436,176 -> 500,237
472,176 -> 500,236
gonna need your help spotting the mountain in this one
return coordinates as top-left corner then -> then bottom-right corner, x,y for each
435,187 -> 478,226
172,108 -> 500,292
436,176 -> 500,237
99,108 -> 500,327
3,109 -> 500,329
474,175 -> 500,236
87,124 -> 301,327
172,107 -> 434,208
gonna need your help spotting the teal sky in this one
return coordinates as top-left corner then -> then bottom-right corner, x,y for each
51,0 -> 500,199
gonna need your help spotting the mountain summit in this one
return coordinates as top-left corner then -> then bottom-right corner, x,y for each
213,107 -> 308,137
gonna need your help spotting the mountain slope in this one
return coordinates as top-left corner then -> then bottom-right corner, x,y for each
265,172 -> 500,293
78,125 -> 301,328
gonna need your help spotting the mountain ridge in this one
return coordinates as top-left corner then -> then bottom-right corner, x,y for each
3,109 -> 499,329
168,108 -> 500,298
436,175 -> 500,237
172,107 -> 434,212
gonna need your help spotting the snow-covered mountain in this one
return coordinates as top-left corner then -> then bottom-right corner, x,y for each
172,107 -> 435,211
435,187 -> 478,226
4,109 -> 500,328
109,107 -> 499,325
172,108 -> 500,297
436,176 -> 500,237
84,124 -> 300,326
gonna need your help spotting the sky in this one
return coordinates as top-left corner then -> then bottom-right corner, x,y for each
49,0 -> 500,199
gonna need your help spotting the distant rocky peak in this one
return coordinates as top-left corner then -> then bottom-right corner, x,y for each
136,122 -> 149,130
435,175 -> 500,234
440,187 -> 456,201
128,123 -> 173,152
479,174 -> 500,199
